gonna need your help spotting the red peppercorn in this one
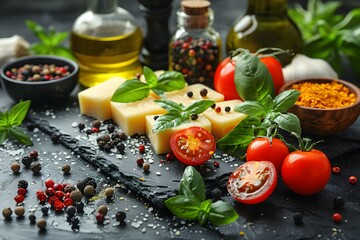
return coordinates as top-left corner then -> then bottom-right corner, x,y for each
28,150 -> 39,160
92,127 -> 99,133
188,49 -> 196,57
44,179 -> 55,189
214,161 -> 220,168
64,198 -> 74,207
46,188 -> 55,197
55,191 -> 65,200
53,183 -> 64,192
17,188 -> 27,196
64,192 -> 71,199
349,176 -> 357,185
96,212 -> 105,223
14,194 -> 25,203
138,144 -> 145,153
166,152 -> 175,162
48,196 -> 59,206
332,213 -> 342,222
332,166 -> 341,174
215,106 -> 221,113
136,158 -> 144,167
54,200 -> 64,212
37,193 -> 47,203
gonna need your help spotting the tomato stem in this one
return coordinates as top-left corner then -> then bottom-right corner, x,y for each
291,132 -> 321,152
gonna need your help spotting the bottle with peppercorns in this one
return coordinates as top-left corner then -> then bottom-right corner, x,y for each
169,0 -> 221,89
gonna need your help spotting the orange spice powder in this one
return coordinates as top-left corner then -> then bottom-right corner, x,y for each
291,81 -> 357,109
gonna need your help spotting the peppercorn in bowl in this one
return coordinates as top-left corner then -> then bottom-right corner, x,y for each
280,78 -> 360,135
0,55 -> 79,103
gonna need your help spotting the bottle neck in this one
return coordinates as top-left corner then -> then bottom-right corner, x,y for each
247,0 -> 288,16
177,9 -> 214,30
87,0 -> 117,14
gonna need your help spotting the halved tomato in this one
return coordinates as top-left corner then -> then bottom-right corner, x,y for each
227,161 -> 277,204
170,127 -> 216,166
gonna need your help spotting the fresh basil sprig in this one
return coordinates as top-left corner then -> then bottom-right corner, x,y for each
217,90 -> 301,156
0,100 -> 33,145
25,20 -> 75,60
152,99 -> 214,133
165,166 -> 239,225
111,66 -> 186,103
288,0 -> 360,77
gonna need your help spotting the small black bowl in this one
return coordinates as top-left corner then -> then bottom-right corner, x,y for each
0,55 -> 79,103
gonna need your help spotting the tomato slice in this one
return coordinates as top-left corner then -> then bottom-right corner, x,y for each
170,127 -> 216,166
227,161 -> 277,204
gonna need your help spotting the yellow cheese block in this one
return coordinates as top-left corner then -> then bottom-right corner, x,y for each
166,83 -> 224,105
111,96 -> 166,136
146,114 -> 211,155
78,77 -> 126,120
203,100 -> 247,140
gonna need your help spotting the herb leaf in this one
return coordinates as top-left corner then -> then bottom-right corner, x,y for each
112,67 -> 186,103
273,112 -> 301,136
273,90 -> 301,113
152,99 -> 214,133
179,166 -> 206,202
164,195 -> 201,220
208,201 -> 239,225
235,101 -> 266,118
111,80 -> 151,103
8,100 -> 31,126
234,49 -> 274,103
9,127 -> 33,145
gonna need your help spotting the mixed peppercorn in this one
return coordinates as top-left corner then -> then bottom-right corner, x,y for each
5,64 -> 71,82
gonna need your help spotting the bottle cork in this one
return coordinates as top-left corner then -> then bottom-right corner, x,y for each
181,0 -> 210,16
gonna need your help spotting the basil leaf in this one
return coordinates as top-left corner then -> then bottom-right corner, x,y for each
50,31 -> 69,46
0,130 -> 8,145
217,116 -> 262,156
156,71 -> 186,92
208,201 -> 239,225
200,199 -> 212,213
152,110 -> 184,133
234,101 -> 266,118
164,195 -> 201,220
111,80 -> 151,103
184,100 -> 215,114
273,90 -> 301,113
0,112 -> 6,128
9,127 -> 33,145
143,66 -> 158,87
234,51 -> 274,103
154,99 -> 184,112
263,95 -> 275,113
198,211 -> 207,225
8,100 -> 31,126
179,166 -> 206,202
25,20 -> 50,45
274,112 -> 301,136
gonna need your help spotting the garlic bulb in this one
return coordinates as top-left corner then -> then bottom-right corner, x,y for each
282,54 -> 338,82
0,35 -> 29,67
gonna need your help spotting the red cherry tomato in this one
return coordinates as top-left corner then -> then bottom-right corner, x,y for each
281,149 -> 331,195
214,56 -> 285,100
246,138 -> 289,174
227,161 -> 277,204
170,127 -> 216,166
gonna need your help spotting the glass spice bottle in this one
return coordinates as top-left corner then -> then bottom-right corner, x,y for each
169,0 -> 221,89
71,0 -> 143,87
226,0 -> 303,63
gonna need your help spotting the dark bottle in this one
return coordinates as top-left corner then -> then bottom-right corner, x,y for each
169,0 -> 221,88
226,0 -> 303,61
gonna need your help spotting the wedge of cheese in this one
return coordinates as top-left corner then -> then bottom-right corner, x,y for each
111,96 -> 166,136
203,100 -> 246,140
166,83 -> 224,105
146,114 -> 211,155
78,77 -> 125,120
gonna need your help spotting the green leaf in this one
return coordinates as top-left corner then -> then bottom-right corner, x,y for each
25,20 -> 50,45
142,66 -> 158,88
179,166 -> 206,202
335,8 -> 360,30
217,116 -> 262,156
156,71 -> 186,92
49,31 -> 69,45
0,130 -> 8,145
200,199 -> 212,214
184,100 -> 215,114
234,50 -> 275,103
111,80 -> 151,103
9,127 -> 33,145
8,100 -> 31,126
152,110 -> 184,133
164,195 -> 201,220
51,47 -> 76,61
198,211 -> 207,225
235,101 -> 266,118
154,99 -> 184,112
273,113 -> 301,136
208,201 -> 239,225
273,90 -> 301,113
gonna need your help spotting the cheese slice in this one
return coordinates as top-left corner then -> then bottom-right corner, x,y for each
78,77 -> 125,120
146,114 -> 211,155
111,96 -> 166,136
203,100 -> 246,140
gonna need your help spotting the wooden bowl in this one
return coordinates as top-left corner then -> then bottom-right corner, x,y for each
280,78 -> 360,135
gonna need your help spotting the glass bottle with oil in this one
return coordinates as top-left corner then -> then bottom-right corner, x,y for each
71,0 -> 143,87
226,0 -> 303,63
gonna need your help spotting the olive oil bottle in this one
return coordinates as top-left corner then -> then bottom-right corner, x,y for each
226,0 -> 303,62
71,0 -> 143,87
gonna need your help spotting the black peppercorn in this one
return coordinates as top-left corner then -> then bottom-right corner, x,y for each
118,131 -> 127,140
76,202 -> 84,213
293,212 -> 303,225
200,88 -> 208,97
225,106 -> 231,112
116,143 -> 125,153
26,122 -> 36,131
30,162 -> 42,173
103,143 -> 113,152
41,206 -> 49,216
85,129 -> 92,135
66,206 -> 77,217
153,115 -> 159,121
21,156 -> 33,168
18,180 -> 28,189
107,124 -> 115,133
333,196 -> 345,209
211,103 -> 216,109
211,188 -> 222,201
84,177 -> 97,189
29,213 -> 36,223
115,211 -> 126,222
187,91 -> 194,98
190,114 -> 198,120
78,123 -> 85,131
77,180 -> 87,193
